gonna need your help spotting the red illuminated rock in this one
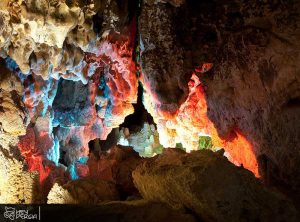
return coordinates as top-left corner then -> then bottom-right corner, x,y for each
142,70 -> 259,176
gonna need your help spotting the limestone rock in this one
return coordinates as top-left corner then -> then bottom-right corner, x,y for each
138,0 -> 300,199
47,178 -> 119,204
0,10 -> 12,52
0,149 -> 41,203
0,59 -> 27,139
139,0 -> 190,114
0,59 -> 40,204
117,123 -> 161,157
0,0 -> 137,80
133,148 -> 298,221
47,183 -> 77,204
88,146 -> 143,196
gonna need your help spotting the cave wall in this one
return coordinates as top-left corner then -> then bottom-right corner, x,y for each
139,0 -> 300,198
0,0 -> 299,205
0,0 -> 139,200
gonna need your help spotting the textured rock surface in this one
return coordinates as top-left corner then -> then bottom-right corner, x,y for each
0,1 -> 298,217
133,149 -> 298,221
139,0 -> 300,198
0,59 -> 28,147
118,123 -> 161,157
2,0 -> 139,187
139,0 -> 191,114
47,183 -> 77,204
0,59 -> 40,203
0,150 -> 41,203
88,146 -> 143,197
200,1 -> 300,199
47,178 -> 119,204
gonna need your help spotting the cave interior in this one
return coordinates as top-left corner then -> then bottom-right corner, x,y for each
0,0 -> 299,221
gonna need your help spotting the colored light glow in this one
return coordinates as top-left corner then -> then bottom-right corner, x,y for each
212,129 -> 259,177
68,164 -> 79,180
17,127 -> 53,184
16,26 -> 138,185
47,137 -> 60,166
141,64 -> 259,177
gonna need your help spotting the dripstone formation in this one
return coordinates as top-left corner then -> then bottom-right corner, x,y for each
0,0 -> 299,221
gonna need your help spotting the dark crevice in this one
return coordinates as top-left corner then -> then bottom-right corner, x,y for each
183,205 -> 205,222
92,12 -> 104,35
120,82 -> 155,133
10,90 -> 24,113
53,79 -> 89,112
283,97 -> 300,109
88,128 -> 120,157
58,150 -> 67,167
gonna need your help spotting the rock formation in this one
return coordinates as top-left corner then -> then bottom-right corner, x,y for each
0,59 -> 40,203
47,178 -> 120,204
87,146 -> 143,197
0,150 -> 41,203
0,0 -> 299,221
133,148 -> 298,221
138,0 -> 300,198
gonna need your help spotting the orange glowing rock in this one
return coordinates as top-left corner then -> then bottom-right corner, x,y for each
195,63 -> 213,73
141,68 -> 259,177
212,129 -> 259,177
141,72 -> 211,150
